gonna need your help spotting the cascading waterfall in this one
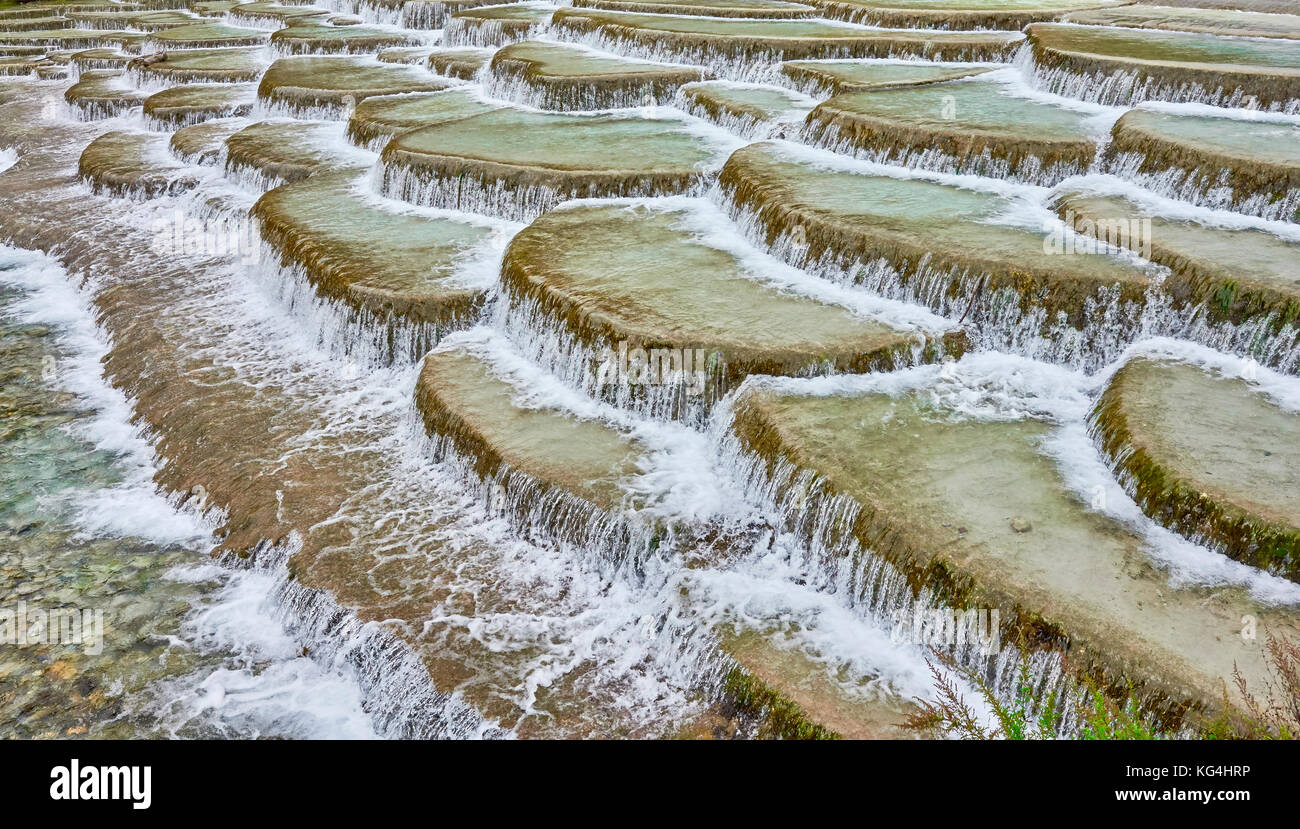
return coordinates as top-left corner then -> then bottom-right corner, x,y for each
1014,42 -> 1300,115
1102,150 -> 1300,222
799,119 -> 1092,187
3,0 -> 1299,741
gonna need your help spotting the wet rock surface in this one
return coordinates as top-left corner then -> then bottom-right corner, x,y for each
573,0 -> 818,19
802,78 -> 1097,184
130,46 -> 268,83
253,169 -> 493,335
1025,22 -> 1300,110
1,0 -> 1299,741
719,141 -> 1154,353
78,130 -> 201,197
270,22 -> 421,55
812,0 -> 1119,30
258,56 -> 454,117
500,200 -> 953,413
346,87 -> 499,149
378,107 -> 721,219
487,40 -> 709,109
731,383 -> 1300,722
64,67 -> 144,118
224,119 -> 372,185
1064,4 -> 1300,41
678,79 -> 812,136
143,83 -> 257,129
551,7 -> 1024,73
1092,357 -> 1300,581
779,59 -> 993,95
1104,108 -> 1300,221
1052,191 -> 1300,349
415,345 -> 646,514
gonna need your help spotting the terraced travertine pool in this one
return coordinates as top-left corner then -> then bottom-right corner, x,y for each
1,0 -> 1299,740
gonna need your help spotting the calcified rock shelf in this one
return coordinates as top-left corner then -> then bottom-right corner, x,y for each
1,0 -> 1299,741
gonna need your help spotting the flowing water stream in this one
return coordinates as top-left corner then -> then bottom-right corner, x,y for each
2,0 -> 1299,739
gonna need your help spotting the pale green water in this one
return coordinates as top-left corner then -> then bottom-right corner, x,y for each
822,81 -> 1092,142
1113,358 -> 1300,521
1118,109 -> 1300,167
497,40 -> 692,76
147,22 -> 267,46
782,61 -> 993,91
1056,191 -> 1300,293
727,142 -> 1151,285
420,347 -> 643,511
1065,5 -> 1300,40
1030,22 -> 1300,70
2,0 -> 1299,744
561,8 -> 1016,37
736,385 -> 1299,710
510,202 -> 911,353
392,109 -> 715,171
683,81 -> 807,118
260,56 -> 451,98
455,3 -> 555,22
257,170 -> 492,293
349,88 -> 499,142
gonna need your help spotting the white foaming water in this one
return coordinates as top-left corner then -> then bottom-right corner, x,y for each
222,198 -> 958,726
978,64 -> 1128,144
982,65 -> 1119,117
675,79 -> 818,139
435,326 -> 739,525
1052,172 -> 1300,241
654,195 -> 952,332
802,119 -> 1092,188
231,115 -> 378,160
224,10 -> 310,31
254,0 -> 1299,727
0,245 -> 391,738
1013,30 -> 1300,115
443,2 -> 557,48
1044,422 -> 1300,606
9,0 -> 1297,736
460,80 -> 751,163
1100,337 -> 1300,414
739,350 -> 1089,422
682,559 -> 942,703
372,99 -> 739,223
764,136 -> 1052,202
0,146 -> 16,173
535,195 -> 951,336
349,166 -> 525,290
0,246 -> 211,546
1136,99 -> 1300,127
47,186 -> 711,735
127,46 -> 276,96
482,35 -> 711,110
740,350 -> 1300,604
309,0 -> 405,28
555,17 -> 1019,83
148,565 -> 379,739
426,329 -> 989,715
